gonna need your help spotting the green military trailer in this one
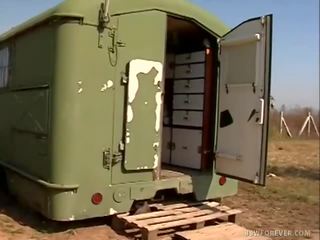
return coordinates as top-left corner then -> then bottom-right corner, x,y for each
0,0 -> 272,221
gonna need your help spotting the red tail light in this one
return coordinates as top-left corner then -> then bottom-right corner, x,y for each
91,193 -> 103,205
219,176 -> 227,186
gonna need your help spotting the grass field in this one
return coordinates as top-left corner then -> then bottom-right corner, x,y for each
0,139 -> 319,240
223,139 -> 319,239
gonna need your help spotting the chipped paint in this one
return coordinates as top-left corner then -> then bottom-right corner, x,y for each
126,130 -> 130,144
101,80 -> 114,92
100,84 -> 108,92
153,154 -> 159,169
153,142 -> 159,149
155,92 -> 162,132
107,80 -> 114,88
109,208 -> 117,215
127,59 -> 163,124
153,142 -> 160,169
69,215 -> 75,221
127,105 -> 134,122
128,59 -> 163,103
77,81 -> 83,94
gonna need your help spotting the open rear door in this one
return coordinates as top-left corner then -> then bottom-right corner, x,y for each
215,15 -> 272,185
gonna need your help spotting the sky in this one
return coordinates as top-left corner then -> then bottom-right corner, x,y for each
0,0 -> 319,109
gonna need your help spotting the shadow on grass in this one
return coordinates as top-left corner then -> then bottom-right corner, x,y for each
0,189 -> 111,234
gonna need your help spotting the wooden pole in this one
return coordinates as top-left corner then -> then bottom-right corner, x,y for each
310,115 -> 320,137
299,116 -> 309,136
307,112 -> 311,137
299,112 -> 319,137
280,111 -> 284,135
280,111 -> 292,138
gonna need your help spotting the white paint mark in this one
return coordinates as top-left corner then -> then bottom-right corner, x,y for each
128,59 -> 163,103
144,101 -> 148,105
153,154 -> 159,169
109,208 -> 117,215
127,59 -> 163,125
69,215 -> 75,221
155,92 -> 162,132
100,84 -> 108,92
101,80 -> 114,92
153,142 -> 159,148
107,80 -> 114,88
77,81 -> 83,94
127,105 -> 134,123
153,142 -> 160,169
126,131 -> 130,144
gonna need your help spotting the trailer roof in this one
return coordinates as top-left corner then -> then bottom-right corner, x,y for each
0,0 -> 229,43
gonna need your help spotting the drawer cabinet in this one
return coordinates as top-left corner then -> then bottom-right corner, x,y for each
173,94 -> 203,110
174,79 -> 204,94
165,54 -> 175,78
172,111 -> 203,127
171,128 -> 202,169
175,51 -> 205,64
175,63 -> 205,79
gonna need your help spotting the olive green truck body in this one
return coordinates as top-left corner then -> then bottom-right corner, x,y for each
0,0 -> 272,221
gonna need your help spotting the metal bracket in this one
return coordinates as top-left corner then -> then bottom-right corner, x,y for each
103,148 -> 111,169
252,83 -> 256,93
112,152 -> 123,165
121,72 -> 128,84
225,84 -> 229,94
98,1 -> 111,49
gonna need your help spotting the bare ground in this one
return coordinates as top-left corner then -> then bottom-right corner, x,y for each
0,139 -> 319,239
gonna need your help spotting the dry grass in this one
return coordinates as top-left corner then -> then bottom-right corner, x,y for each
223,139 -> 320,239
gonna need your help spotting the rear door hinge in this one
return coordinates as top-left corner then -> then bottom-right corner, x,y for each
103,149 -> 123,169
112,152 -> 123,165
103,148 -> 111,169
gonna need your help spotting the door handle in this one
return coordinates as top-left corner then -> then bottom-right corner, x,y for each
258,98 -> 265,125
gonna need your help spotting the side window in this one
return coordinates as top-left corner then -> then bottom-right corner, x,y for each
0,47 -> 10,88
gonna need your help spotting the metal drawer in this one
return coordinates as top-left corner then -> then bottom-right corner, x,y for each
174,63 -> 205,79
174,79 -> 204,93
171,128 -> 202,169
161,127 -> 171,164
165,54 -> 175,79
175,51 -> 205,64
173,94 -> 203,110
172,111 -> 203,127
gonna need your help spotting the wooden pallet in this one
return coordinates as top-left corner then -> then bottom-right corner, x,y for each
112,201 -> 242,240
175,223 -> 271,240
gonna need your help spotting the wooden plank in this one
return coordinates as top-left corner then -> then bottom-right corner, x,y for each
146,209 -> 241,231
154,201 -> 217,210
135,208 -> 217,227
175,223 -> 271,240
123,201 -> 222,222
123,210 -> 176,221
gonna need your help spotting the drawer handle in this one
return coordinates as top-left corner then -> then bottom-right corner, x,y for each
182,146 -> 188,150
183,115 -> 189,120
184,81 -> 190,88
186,65 -> 192,74
184,97 -> 190,104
